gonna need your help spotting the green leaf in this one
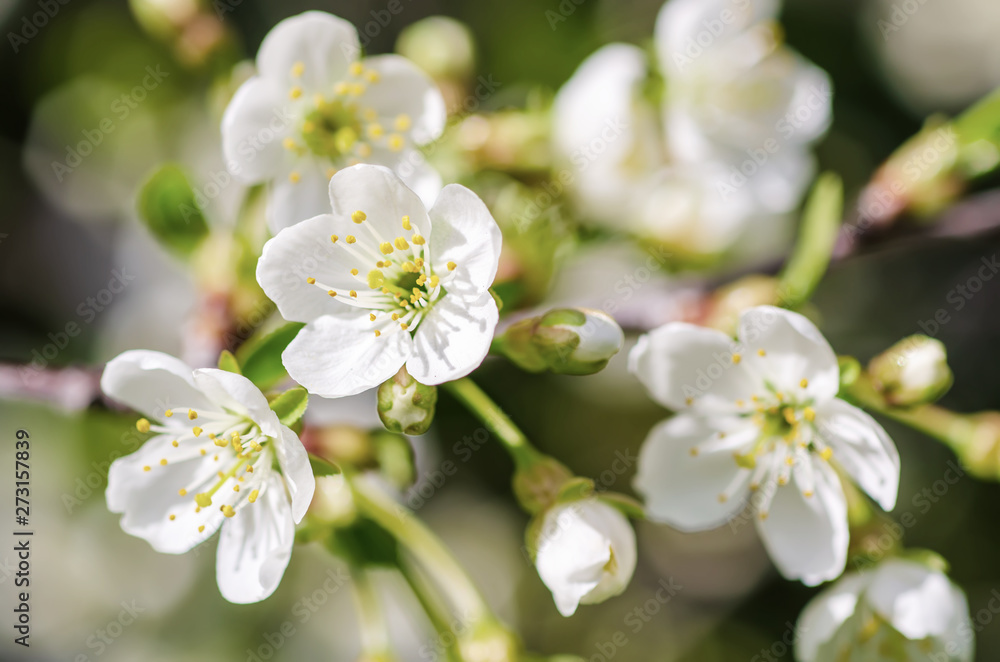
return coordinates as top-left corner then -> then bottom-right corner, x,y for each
236,322 -> 305,390
217,350 -> 242,375
778,172 -> 843,309
309,453 -> 341,477
137,164 -> 210,257
598,492 -> 646,520
269,387 -> 308,427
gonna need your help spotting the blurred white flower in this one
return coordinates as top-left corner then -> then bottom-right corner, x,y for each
102,350 -> 315,603
552,0 -> 831,261
257,164 -> 501,397
222,11 -> 447,233
630,306 -> 899,585
796,558 -> 974,661
534,498 -> 637,617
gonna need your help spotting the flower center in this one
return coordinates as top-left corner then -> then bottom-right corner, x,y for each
299,101 -> 363,160
135,407 -> 274,532
304,210 -> 460,339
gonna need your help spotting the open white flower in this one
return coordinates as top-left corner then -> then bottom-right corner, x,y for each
534,498 -> 637,617
222,11 -> 447,233
257,164 -> 502,397
630,306 -> 900,585
551,0 -> 829,261
796,558 -> 974,661
102,350 -> 315,604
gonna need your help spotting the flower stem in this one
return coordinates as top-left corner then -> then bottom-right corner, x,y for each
396,559 -> 465,662
442,378 -> 541,470
349,474 -> 493,626
350,567 -> 396,661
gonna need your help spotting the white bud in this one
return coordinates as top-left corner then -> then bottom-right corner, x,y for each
533,498 -> 636,617
869,335 -> 953,406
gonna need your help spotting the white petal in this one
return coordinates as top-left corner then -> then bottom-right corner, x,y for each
106,435 -> 226,554
367,146 -> 443,208
101,350 -> 214,420
215,473 -> 295,604
257,212 -> 386,325
816,399 -> 899,511
191,368 -> 282,438
276,424 -> 316,523
355,54 -> 447,144
282,315 -> 412,398
794,573 -> 868,662
221,76 -> 295,184
635,415 -> 755,530
267,163 -> 334,234
738,306 -> 839,402
257,11 -> 359,92
406,291 -> 498,385
627,323 -> 760,414
535,500 -> 635,617
328,164 -> 432,242
756,460 -> 848,586
867,559 -> 969,642
427,184 -> 502,296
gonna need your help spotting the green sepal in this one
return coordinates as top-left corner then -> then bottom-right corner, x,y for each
236,322 -> 305,390
217,350 -> 242,375
268,387 -> 308,427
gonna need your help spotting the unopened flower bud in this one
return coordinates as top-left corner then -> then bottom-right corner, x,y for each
512,456 -> 574,515
496,308 -> 624,376
703,275 -> 781,335
377,367 -> 437,435
396,16 -> 475,81
869,335 -> 952,406
309,474 -> 356,527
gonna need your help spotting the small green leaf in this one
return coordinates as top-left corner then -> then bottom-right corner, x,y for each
554,477 -> 595,504
309,453 -> 341,477
778,172 -> 843,309
236,322 -> 305,390
598,492 -> 646,520
137,164 -> 210,257
217,350 -> 242,375
269,387 -> 308,427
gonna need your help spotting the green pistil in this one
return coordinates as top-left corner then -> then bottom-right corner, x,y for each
301,101 -> 361,159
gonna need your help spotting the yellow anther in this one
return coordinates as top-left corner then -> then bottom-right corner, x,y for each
804,491 -> 814,498
195,493 -> 213,508
415,258 -> 423,267
213,455 -> 219,461
283,137 -> 297,150
785,456 -> 795,466
391,313 -> 399,320
178,489 -> 188,497
365,70 -> 380,83
200,449 -> 206,456
307,277 -> 316,284
217,471 -> 225,479
350,290 -> 358,298
367,124 -> 384,139
416,274 -> 427,286
328,290 -> 337,297
289,171 -> 301,183
143,465 -> 151,472
350,83 -> 366,96
346,235 -> 357,244
349,62 -> 364,76
401,260 -> 417,272
689,448 -> 699,457
367,270 -> 385,289
233,485 -> 240,492
429,275 -> 440,288
164,409 -> 173,417
374,330 -> 381,337
192,427 -> 203,437
370,313 -> 376,321
800,378 -> 809,388
734,453 -> 756,469
803,407 -> 816,422
160,458 -> 168,466
820,447 -> 833,461
291,61 -> 305,77
334,82 -> 349,95
331,234 -> 339,243
736,399 -> 745,407
352,210 -> 367,223
289,86 -> 302,99
169,514 -> 176,521
394,236 -> 409,250
136,418 -> 150,433
685,397 -> 694,406
188,409 -> 198,420
249,490 -> 259,503
351,268 -> 359,275
400,322 -> 409,330
783,408 -> 797,425
394,114 -> 411,131
198,525 -> 205,532
402,215 -> 411,230
758,349 -> 766,356
379,242 -> 394,255
246,465 -> 253,473
387,134 -> 404,151
447,261 -> 457,271
356,143 -> 372,158
732,353 -> 742,364
411,234 -> 426,245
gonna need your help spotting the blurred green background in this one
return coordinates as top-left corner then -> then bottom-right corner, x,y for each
3,0 -> 1000,660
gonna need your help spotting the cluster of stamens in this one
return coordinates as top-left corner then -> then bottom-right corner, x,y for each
305,210 -> 458,338
282,60 -> 413,183
135,406 -> 271,533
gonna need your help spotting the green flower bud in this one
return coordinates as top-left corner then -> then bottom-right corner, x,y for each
377,367 -> 437,435
396,16 -> 476,81
496,308 -> 624,376
868,335 -> 953,407
512,456 -> 574,515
